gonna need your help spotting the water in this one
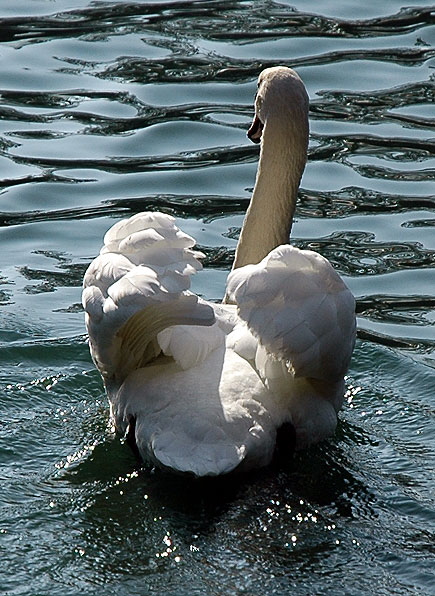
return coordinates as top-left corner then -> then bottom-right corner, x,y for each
0,1 -> 434,594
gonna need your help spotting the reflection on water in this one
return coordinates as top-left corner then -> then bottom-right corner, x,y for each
0,1 -> 434,595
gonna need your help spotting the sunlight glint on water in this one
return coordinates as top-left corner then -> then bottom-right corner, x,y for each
0,1 -> 434,595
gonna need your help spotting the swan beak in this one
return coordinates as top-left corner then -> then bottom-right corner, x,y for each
247,116 -> 263,144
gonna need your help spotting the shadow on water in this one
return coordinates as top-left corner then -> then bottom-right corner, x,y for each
61,416 -> 377,529
44,419 -> 385,595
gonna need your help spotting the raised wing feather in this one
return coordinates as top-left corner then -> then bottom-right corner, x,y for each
83,213 -> 215,386
226,245 -> 356,381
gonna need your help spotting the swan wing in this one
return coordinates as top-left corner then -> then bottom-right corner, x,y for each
226,245 -> 356,381
82,212 -> 215,385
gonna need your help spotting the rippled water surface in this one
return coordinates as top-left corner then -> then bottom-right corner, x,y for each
1,1 -> 434,594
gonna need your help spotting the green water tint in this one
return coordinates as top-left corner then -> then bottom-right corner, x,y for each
0,1 -> 434,594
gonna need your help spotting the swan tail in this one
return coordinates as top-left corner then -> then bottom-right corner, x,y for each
83,212 -> 215,385
226,245 -> 356,382
136,416 -> 250,477
112,350 -> 278,477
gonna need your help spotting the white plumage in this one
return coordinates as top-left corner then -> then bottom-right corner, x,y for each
83,67 -> 356,476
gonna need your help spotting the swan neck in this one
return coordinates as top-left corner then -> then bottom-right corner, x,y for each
233,114 -> 308,270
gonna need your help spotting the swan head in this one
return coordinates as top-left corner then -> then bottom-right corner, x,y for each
248,66 -> 309,144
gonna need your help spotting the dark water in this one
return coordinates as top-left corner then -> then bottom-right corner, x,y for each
0,1 -> 434,594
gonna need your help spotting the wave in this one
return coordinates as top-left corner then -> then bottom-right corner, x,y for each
2,3 -> 433,44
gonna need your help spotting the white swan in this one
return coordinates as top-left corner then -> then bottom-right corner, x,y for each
83,66 -> 356,477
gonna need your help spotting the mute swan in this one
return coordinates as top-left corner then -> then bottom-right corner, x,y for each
83,66 -> 356,477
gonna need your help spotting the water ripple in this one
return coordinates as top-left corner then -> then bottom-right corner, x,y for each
0,2 -> 434,595
3,4 -> 432,45
312,81 -> 435,124
71,45 -> 434,85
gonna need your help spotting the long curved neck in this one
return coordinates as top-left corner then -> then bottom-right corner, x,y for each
232,110 -> 308,270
